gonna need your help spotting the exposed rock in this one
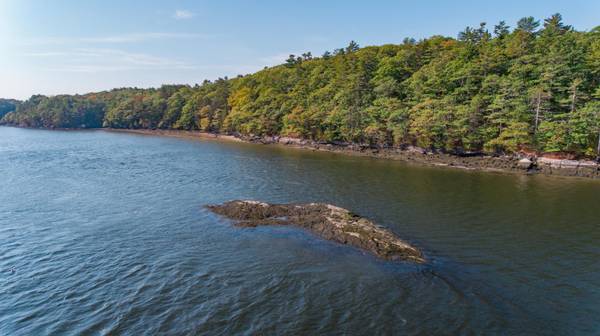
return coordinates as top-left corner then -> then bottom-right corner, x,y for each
207,200 -> 425,263
517,158 -> 534,169
536,157 -> 600,177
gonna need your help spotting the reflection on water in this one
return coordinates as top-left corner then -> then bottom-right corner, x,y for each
0,127 -> 599,335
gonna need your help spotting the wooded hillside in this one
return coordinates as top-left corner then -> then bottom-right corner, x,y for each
2,14 -> 599,157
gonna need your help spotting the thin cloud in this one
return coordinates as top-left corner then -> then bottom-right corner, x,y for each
35,48 -> 197,73
23,50 -> 102,58
22,51 -> 70,57
23,48 -> 265,76
80,32 -> 202,43
22,32 -> 209,46
173,9 -> 195,20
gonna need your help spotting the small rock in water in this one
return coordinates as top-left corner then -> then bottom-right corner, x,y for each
518,158 -> 534,169
206,200 -> 425,263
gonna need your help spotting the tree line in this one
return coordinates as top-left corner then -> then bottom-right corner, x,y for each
2,14 -> 599,157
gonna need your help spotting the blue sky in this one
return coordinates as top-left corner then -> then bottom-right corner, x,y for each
0,0 -> 598,99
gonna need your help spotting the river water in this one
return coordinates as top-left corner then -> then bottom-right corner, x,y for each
1,126 -> 598,335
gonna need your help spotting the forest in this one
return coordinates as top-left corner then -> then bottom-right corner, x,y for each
2,14 -> 599,157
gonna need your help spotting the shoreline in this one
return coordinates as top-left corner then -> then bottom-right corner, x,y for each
3,126 -> 599,179
103,128 -> 600,179
104,128 -> 245,143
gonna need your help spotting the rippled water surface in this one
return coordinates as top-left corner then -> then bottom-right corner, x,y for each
1,127 -> 599,335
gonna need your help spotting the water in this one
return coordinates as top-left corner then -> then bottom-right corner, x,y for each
0,127 -> 598,335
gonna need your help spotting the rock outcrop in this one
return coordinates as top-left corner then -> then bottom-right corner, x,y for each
517,158 -> 534,170
206,200 -> 425,263
535,157 -> 600,178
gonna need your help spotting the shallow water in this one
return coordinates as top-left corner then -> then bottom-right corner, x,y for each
0,126 -> 598,335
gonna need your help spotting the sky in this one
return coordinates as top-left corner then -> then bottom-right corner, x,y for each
0,0 -> 598,100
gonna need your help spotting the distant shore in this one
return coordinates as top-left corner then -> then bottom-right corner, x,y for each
101,128 -> 600,179
105,128 -> 244,143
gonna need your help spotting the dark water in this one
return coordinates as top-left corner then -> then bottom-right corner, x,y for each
1,127 -> 599,335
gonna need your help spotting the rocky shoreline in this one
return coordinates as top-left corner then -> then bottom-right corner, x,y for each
2,126 -> 598,179
249,135 -> 600,179
207,200 -> 425,263
106,128 -> 600,179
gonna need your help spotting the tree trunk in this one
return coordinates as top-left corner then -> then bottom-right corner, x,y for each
570,79 -> 581,114
597,130 -> 600,161
534,91 -> 541,133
